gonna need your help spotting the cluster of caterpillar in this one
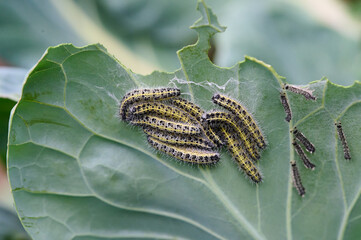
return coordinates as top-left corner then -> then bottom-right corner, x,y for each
279,84 -> 318,197
119,88 -> 267,184
290,127 -> 316,197
119,87 -> 220,165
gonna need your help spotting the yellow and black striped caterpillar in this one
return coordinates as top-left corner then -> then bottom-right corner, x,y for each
119,88 -> 267,183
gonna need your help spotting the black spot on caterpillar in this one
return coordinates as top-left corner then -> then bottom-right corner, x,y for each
220,127 -> 262,183
292,140 -> 315,170
292,127 -> 315,153
202,111 -> 260,161
280,92 -> 292,122
130,115 -> 200,135
335,122 -> 351,160
147,136 -> 220,165
119,88 -> 180,121
143,127 -> 213,150
212,93 -> 266,149
284,84 -> 316,101
290,161 -> 305,197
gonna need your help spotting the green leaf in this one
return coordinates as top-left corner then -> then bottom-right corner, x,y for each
7,1 -> 361,239
0,67 -> 26,165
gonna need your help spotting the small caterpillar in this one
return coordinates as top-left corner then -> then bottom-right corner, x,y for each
212,93 -> 266,149
280,92 -> 292,122
119,88 -> 180,121
290,161 -> 305,197
130,102 -> 193,123
143,127 -> 213,150
220,127 -> 262,183
292,127 -> 315,153
147,136 -> 220,165
203,111 -> 260,161
169,97 -> 222,147
284,84 -> 316,101
335,122 -> 351,160
130,115 -> 200,135
292,140 -> 315,170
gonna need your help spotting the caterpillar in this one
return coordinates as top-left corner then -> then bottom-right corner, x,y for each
129,102 -> 193,123
335,122 -> 351,160
147,136 -> 220,165
220,127 -> 262,183
280,92 -> 292,122
202,111 -> 260,161
290,161 -> 305,197
284,84 -> 316,101
119,87 -> 180,121
130,115 -> 200,135
169,97 -> 223,147
143,127 -> 213,150
168,97 -> 204,122
292,128 -> 315,153
212,93 -> 266,149
292,140 -> 315,170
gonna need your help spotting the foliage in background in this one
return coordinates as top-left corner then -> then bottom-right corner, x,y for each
6,1 -> 361,239
0,205 -> 30,240
0,67 -> 26,165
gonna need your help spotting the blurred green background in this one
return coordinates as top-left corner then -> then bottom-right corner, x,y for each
1,0 -> 361,238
